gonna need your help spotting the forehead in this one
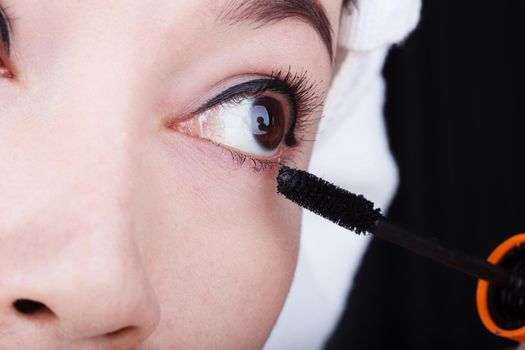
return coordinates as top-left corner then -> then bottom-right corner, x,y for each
28,0 -> 342,43
13,1 -> 342,53
10,0 -> 341,101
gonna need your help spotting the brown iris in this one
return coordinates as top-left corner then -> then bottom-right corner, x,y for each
250,96 -> 286,151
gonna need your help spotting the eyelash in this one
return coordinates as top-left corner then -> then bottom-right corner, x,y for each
194,67 -> 323,172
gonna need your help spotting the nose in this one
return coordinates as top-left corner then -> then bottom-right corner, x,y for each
0,184 -> 160,348
0,22 -> 162,346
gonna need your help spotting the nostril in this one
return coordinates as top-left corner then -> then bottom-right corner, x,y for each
12,299 -> 52,315
105,326 -> 137,338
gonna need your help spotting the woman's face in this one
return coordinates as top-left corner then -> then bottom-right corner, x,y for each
0,0 -> 342,348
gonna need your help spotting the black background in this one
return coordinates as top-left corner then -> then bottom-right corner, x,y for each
326,1 -> 525,349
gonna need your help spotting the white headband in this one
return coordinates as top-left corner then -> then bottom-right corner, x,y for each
319,0 -> 422,135
340,0 -> 422,51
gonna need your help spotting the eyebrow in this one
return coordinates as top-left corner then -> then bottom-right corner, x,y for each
217,0 -> 335,62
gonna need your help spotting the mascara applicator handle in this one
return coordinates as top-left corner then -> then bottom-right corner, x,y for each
373,219 -> 514,288
477,233 -> 525,342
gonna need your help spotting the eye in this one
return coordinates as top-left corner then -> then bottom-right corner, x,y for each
0,4 -> 14,79
167,68 -> 322,169
0,6 -> 10,55
173,94 -> 289,158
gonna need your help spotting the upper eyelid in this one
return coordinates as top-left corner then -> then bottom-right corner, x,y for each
192,78 -> 295,116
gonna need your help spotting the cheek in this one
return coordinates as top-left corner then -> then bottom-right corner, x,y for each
137,135 -> 302,348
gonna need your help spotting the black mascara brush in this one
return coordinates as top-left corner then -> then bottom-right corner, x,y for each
276,166 -> 525,292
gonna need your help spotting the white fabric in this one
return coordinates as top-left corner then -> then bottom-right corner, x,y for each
341,0 -> 422,51
264,1 -> 421,349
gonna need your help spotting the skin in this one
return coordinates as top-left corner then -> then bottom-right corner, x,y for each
0,0 -> 343,349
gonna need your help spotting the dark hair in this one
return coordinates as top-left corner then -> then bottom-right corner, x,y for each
343,0 -> 357,10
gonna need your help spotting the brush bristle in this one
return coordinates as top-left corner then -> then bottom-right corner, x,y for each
277,166 -> 382,234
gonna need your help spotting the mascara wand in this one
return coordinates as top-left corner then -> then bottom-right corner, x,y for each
277,166 -> 525,342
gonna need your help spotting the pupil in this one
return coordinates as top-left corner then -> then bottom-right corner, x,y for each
250,97 -> 285,151
257,117 -> 268,132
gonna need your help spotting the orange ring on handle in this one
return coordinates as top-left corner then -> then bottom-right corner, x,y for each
477,233 -> 525,342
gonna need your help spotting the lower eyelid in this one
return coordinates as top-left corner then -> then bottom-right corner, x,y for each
201,135 -> 285,170
224,148 -> 282,172
174,131 -> 283,173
